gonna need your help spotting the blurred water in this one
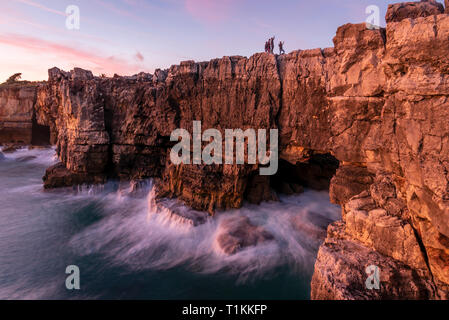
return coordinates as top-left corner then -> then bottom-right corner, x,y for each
0,147 -> 340,300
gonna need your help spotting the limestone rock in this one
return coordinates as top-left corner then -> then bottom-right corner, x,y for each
330,165 -> 374,205
311,223 -> 438,300
385,1 -> 444,23
43,162 -> 106,189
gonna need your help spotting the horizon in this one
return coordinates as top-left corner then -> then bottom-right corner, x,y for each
0,0 -> 400,82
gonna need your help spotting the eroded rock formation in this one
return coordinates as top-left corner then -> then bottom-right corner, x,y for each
1,0 -> 449,299
0,83 -> 44,145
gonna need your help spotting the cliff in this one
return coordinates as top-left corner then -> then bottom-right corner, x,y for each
1,0 -> 448,299
0,82 -> 47,145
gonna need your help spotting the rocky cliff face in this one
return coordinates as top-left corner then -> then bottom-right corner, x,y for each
0,83 -> 44,145
2,0 -> 448,299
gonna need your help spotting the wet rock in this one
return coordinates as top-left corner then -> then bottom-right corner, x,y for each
2,145 -> 19,153
43,162 -> 106,189
215,216 -> 274,255
28,145 -> 51,150
148,186 -> 210,227
150,196 -> 210,227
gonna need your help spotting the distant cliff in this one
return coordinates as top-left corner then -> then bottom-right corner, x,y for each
1,0 -> 448,300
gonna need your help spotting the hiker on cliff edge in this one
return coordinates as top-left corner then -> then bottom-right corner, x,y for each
270,36 -> 275,54
279,41 -> 285,55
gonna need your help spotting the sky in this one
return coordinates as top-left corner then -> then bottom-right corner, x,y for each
0,0 -> 412,82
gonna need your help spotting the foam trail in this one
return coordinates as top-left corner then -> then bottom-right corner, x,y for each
69,184 -> 341,283
0,146 -> 58,165
0,147 -> 341,286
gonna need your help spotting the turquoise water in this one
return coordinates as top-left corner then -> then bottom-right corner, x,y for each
0,147 -> 340,300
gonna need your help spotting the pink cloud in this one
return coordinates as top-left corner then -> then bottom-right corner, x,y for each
185,0 -> 237,23
0,33 -> 144,77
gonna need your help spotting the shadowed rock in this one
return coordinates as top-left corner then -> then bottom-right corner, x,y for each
43,162 -> 106,189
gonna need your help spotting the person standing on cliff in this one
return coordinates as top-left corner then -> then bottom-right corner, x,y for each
279,41 -> 285,55
265,40 -> 269,53
270,36 -> 275,54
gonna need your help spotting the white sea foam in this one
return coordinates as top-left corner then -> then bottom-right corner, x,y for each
68,184 -> 341,283
0,146 -> 58,166
1,146 -> 341,285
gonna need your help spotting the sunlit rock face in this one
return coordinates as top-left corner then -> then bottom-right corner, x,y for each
385,0 -> 444,23
2,0 -> 449,299
0,84 -> 40,145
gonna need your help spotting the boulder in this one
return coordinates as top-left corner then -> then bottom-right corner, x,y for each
215,216 -> 274,255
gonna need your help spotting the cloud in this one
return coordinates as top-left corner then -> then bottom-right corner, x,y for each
135,51 -> 144,62
13,0 -> 67,16
184,0 -> 237,23
0,33 -> 144,77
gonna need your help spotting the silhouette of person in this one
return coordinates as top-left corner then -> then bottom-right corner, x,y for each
279,41 -> 285,55
270,36 -> 275,54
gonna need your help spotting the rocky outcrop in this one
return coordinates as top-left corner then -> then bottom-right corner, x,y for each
311,2 -> 449,299
0,83 -> 42,145
214,216 -> 274,255
2,0 -> 449,299
386,0 -> 444,23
